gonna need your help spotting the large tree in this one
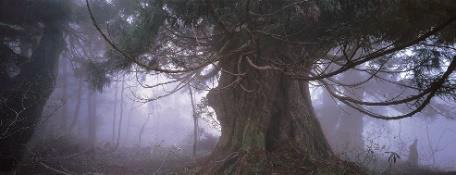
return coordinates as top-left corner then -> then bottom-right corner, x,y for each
0,0 -> 72,172
0,0 -> 116,172
86,0 -> 456,174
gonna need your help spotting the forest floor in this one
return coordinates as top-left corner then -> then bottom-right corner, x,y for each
16,138 -> 195,175
13,138 -> 456,175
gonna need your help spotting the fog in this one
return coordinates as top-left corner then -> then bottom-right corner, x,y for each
2,0 -> 456,174
29,58 -> 456,172
314,87 -> 456,171
37,62 -> 219,148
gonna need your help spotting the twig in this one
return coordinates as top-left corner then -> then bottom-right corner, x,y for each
39,162 -> 74,175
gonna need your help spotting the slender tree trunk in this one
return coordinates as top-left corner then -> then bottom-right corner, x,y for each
126,103 -> 132,146
203,55 -> 362,174
407,139 -> 418,167
112,80 -> 119,143
60,58 -> 68,130
138,114 -> 151,146
113,75 -> 125,150
87,87 -> 97,149
189,87 -> 198,158
68,78 -> 83,134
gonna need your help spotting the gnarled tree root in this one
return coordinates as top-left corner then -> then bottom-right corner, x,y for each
181,147 -> 366,175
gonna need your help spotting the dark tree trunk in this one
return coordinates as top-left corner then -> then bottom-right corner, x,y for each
203,55 -> 362,174
0,26 -> 64,172
60,58 -> 69,130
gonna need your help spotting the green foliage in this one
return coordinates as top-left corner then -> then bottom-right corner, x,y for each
119,3 -> 165,57
80,59 -> 111,91
88,0 -> 456,107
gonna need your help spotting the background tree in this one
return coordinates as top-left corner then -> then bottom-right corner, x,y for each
85,0 -> 456,174
317,70 -> 365,155
407,139 -> 419,167
0,0 -> 124,172
188,87 -> 199,158
87,86 -> 97,149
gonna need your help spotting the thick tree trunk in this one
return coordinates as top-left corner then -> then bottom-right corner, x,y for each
202,56 -> 363,174
0,26 -> 64,172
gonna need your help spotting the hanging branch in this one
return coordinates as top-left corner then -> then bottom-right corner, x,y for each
321,56 -> 456,120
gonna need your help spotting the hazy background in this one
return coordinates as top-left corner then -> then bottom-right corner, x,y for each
31,56 -> 456,172
17,0 -> 455,173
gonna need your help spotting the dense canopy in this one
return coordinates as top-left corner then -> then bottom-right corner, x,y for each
88,0 -> 456,119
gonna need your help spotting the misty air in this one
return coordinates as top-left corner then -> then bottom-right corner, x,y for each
1,0 -> 456,174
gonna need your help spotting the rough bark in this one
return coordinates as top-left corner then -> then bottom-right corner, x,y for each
201,56 -> 363,174
0,26 -> 64,172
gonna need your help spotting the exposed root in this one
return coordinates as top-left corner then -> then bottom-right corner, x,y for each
180,147 -> 366,175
